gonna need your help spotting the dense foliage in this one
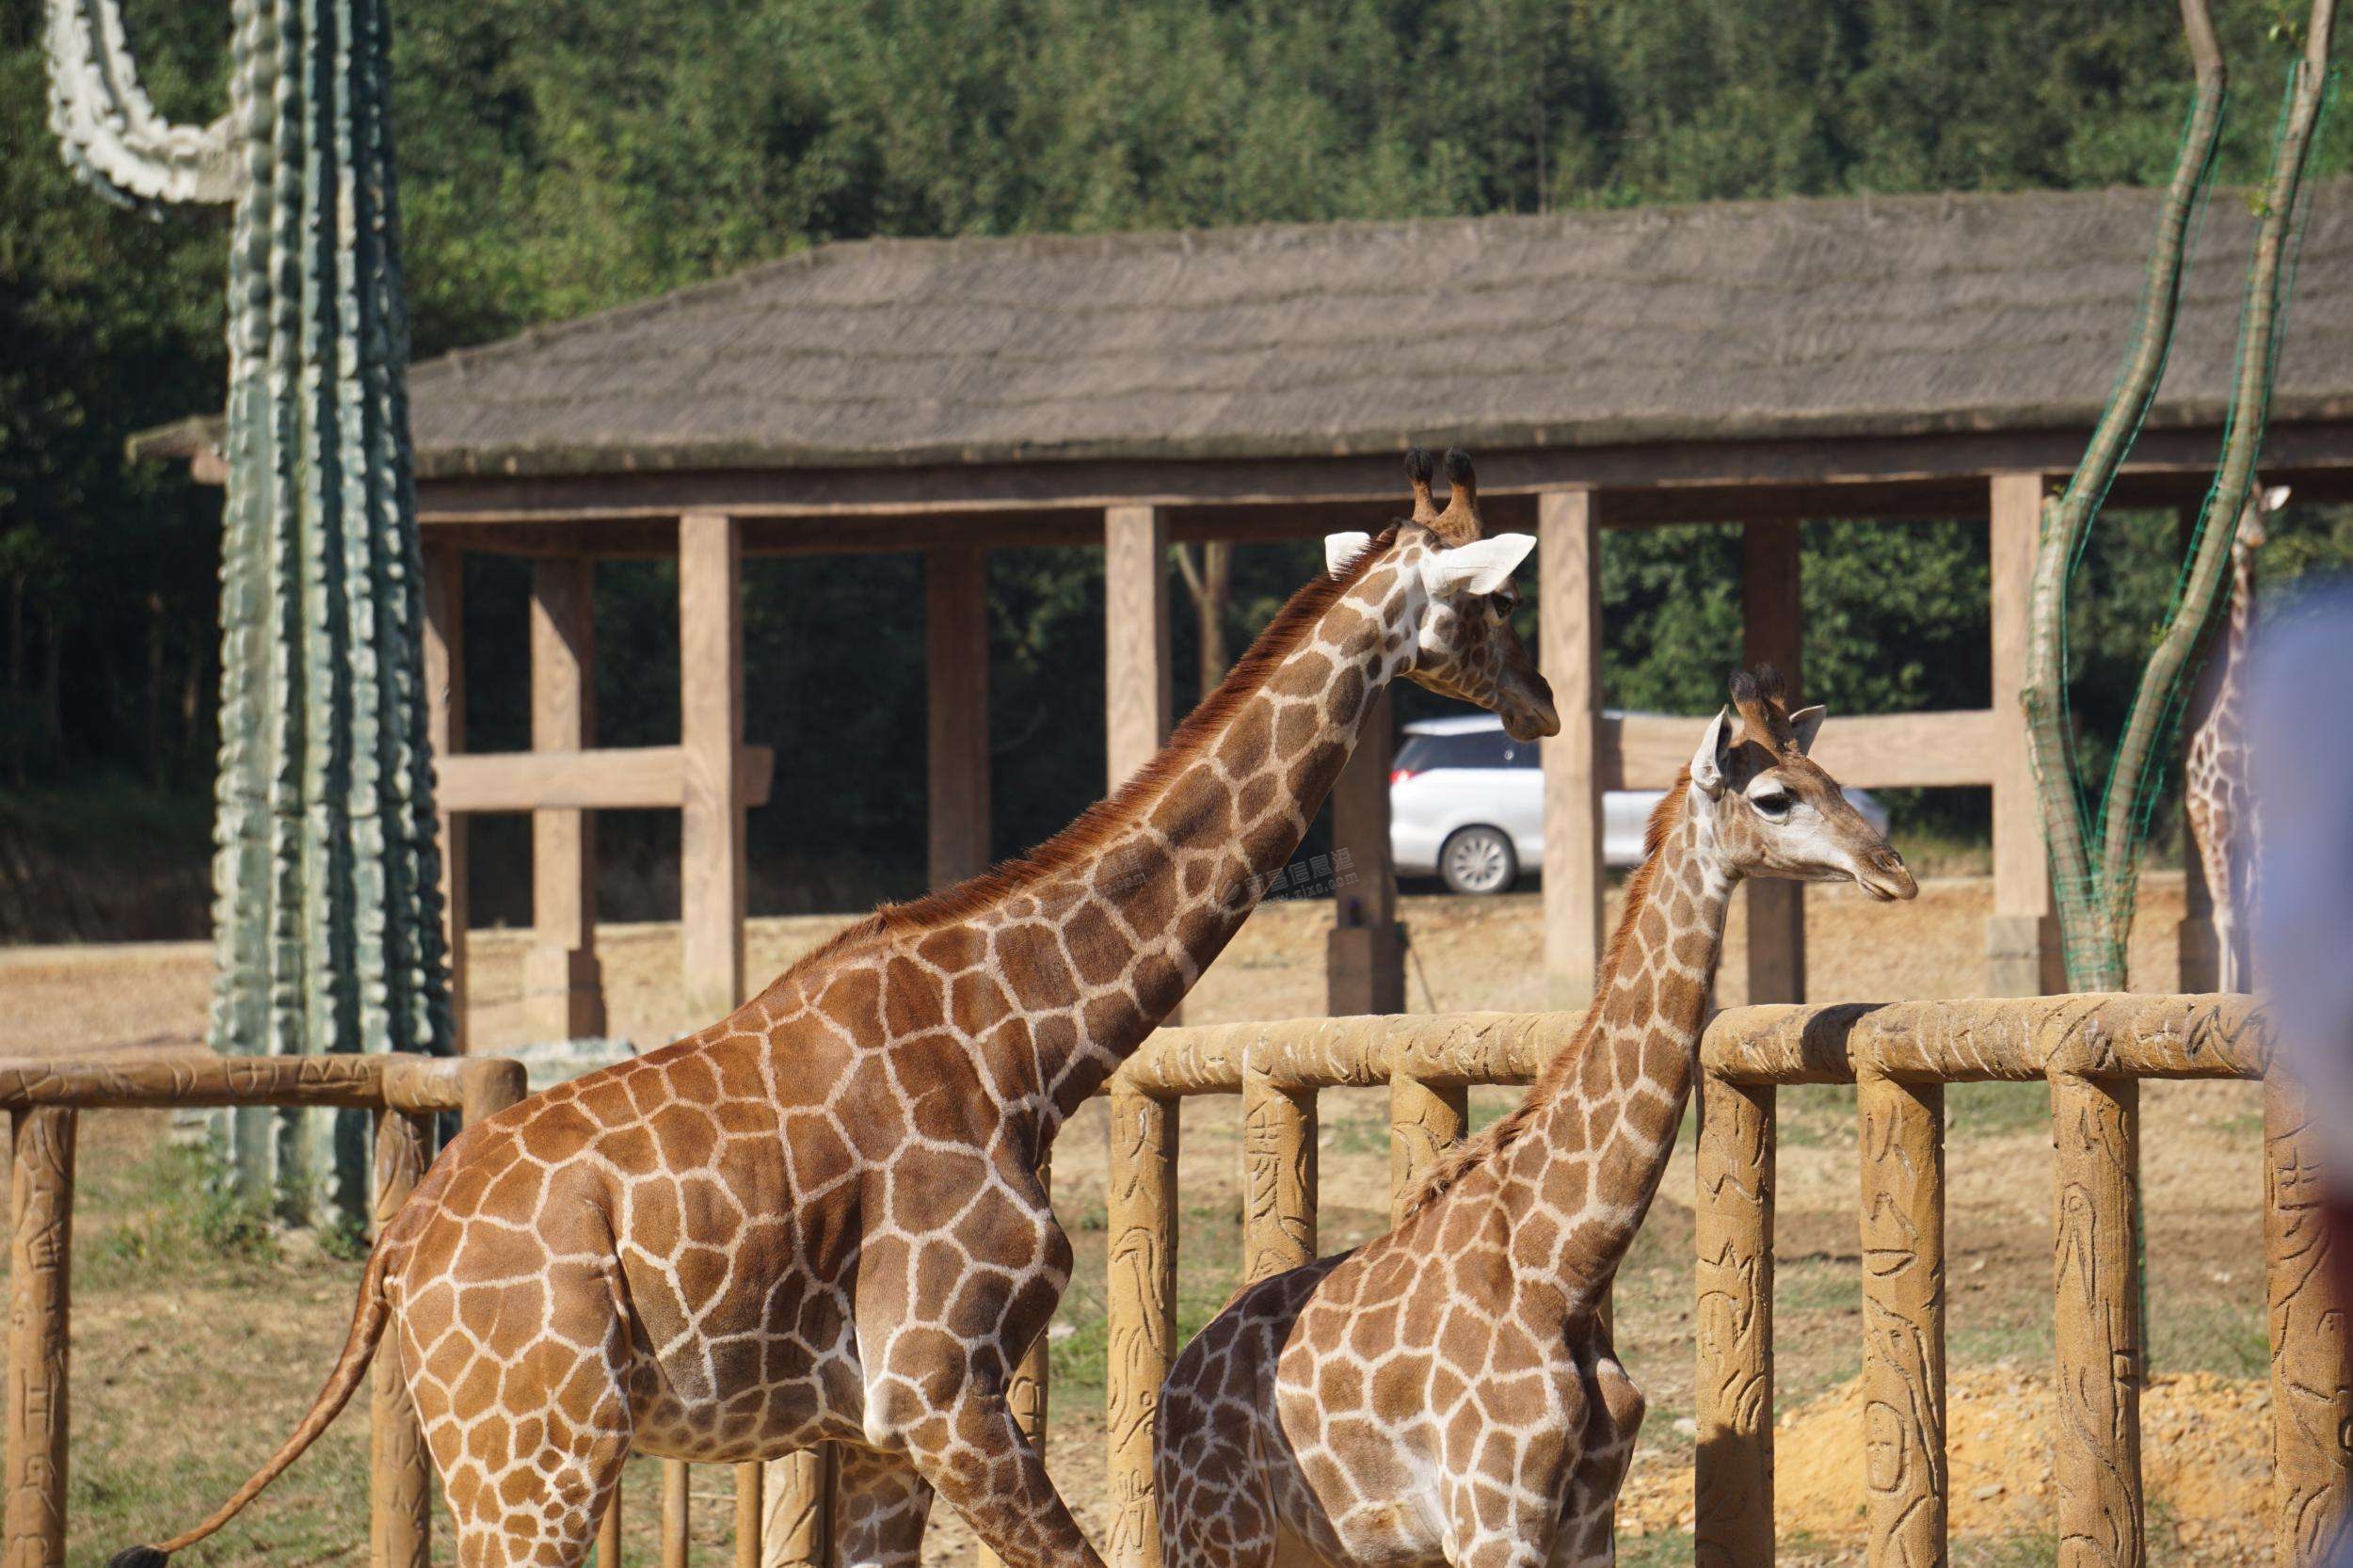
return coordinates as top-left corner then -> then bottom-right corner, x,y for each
5,0 -> 2348,924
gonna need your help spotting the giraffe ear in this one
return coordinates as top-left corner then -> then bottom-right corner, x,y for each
1324,532 -> 1373,578
1691,706 -> 1733,797
1422,533 -> 1536,597
1789,705 -> 1826,756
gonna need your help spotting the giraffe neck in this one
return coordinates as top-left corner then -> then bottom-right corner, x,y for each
1497,783 -> 1734,1304
831,536 -> 1425,1129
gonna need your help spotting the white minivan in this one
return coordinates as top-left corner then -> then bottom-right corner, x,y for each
1388,712 -> 1890,894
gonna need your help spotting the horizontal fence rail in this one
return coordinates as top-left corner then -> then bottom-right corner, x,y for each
0,1051 -> 527,1568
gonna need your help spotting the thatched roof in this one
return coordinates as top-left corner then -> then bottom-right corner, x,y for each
139,182 -> 2353,477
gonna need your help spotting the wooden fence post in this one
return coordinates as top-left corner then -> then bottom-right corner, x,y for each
5,1109 -> 72,1568
1242,1067 -> 1316,1286
2050,1073 -> 2143,1568
734,1462 -> 763,1568
2265,1080 -> 2350,1567
1387,1074 -> 1465,1224
371,1110 -> 436,1568
1106,1088 -> 1177,1568
662,1459 -> 690,1568
1695,1074 -> 1775,1568
1858,1072 -> 1945,1568
761,1449 -> 833,1568
599,1479 -> 625,1568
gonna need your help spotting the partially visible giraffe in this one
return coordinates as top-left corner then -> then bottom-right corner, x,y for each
1154,671 -> 1916,1568
2185,483 -> 2285,993
108,452 -> 1558,1568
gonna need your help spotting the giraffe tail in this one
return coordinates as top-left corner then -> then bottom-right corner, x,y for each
106,1221 -> 401,1568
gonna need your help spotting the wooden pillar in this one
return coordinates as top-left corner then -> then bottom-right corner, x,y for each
1541,489 -> 1607,1011
371,1110 -> 435,1568
1242,1068 -> 1317,1286
2051,1074 -> 2143,1568
681,512 -> 747,1024
926,544 -> 993,889
422,542 -> 469,1048
2175,504 -> 2222,992
5,1110 -> 72,1568
1695,1074 -> 1775,1568
1105,1087 -> 1177,1568
1858,1073 -> 1945,1568
526,556 -> 606,1040
1388,1073 -> 1466,1224
1330,687 -> 1405,1016
1741,520 -> 1805,1005
1105,505 -> 1176,1027
1990,472 -> 2063,996
2265,1080 -> 2350,1566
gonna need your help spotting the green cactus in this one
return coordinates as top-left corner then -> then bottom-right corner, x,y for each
47,0 -> 455,1224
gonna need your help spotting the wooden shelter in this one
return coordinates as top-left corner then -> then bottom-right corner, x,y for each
137,181 -> 2353,1039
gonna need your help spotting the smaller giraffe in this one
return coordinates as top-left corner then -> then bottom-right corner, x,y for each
2185,483 -> 2284,993
1154,671 -> 1914,1568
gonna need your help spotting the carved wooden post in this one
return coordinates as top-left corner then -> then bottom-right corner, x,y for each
734,1462 -> 763,1568
981,1158 -> 1051,1568
1387,1074 -> 1465,1224
662,1458 -> 690,1568
1106,1087 -> 1177,1568
5,1109 -> 73,1568
2051,1073 -> 2143,1568
760,1449 -> 832,1568
1858,1072 -> 1945,1568
1242,1066 -> 1316,1286
1695,1074 -> 1775,1568
2265,1080 -> 2350,1566
1539,488 -> 1606,1011
371,1109 -> 435,1568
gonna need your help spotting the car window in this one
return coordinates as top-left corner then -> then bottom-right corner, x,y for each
1397,731 -> 1507,770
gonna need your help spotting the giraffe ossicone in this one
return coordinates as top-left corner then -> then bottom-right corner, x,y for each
1153,668 -> 1916,1568
109,450 -> 1555,1568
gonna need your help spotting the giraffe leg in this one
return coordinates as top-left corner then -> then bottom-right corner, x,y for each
899,1391 -> 1104,1568
402,1254 -> 638,1568
1548,1353 -> 1646,1568
834,1446 -> 936,1568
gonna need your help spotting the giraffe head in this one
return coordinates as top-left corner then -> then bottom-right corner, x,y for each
1688,666 -> 1916,901
2241,483 -> 2290,551
1325,449 -> 1560,743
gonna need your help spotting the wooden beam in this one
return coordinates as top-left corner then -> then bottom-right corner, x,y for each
434,745 -> 775,814
422,543 -> 469,1049
681,511 -> 748,1022
1988,472 -> 2061,996
407,420 -> 2353,523
1328,688 -> 1404,1016
527,557 -> 604,1040
1541,489 -> 1606,1011
926,545 -> 993,888
1741,520 -> 1806,1005
1605,710 -> 1999,792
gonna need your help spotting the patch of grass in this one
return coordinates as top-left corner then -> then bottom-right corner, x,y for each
1777,1083 -> 1859,1149
1947,1081 -> 2048,1140
1617,1528 -> 1693,1567
83,1139 -> 281,1289
1954,1529 -> 2061,1566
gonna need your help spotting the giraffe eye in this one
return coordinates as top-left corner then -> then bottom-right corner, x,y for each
1752,790 -> 1793,819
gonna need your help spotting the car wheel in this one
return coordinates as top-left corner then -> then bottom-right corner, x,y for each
1438,825 -> 1518,895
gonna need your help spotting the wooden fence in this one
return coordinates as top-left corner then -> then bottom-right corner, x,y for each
0,1052 -> 527,1568
8,999 -> 2341,1567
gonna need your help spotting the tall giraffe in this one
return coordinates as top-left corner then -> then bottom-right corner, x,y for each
2184,484 -> 2283,993
110,452 -> 1558,1568
1154,670 -> 1915,1568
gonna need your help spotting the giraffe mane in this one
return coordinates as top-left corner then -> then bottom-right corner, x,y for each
1398,771 -> 1693,1218
789,524 -> 1409,972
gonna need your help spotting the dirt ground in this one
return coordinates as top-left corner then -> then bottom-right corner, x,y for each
0,871 -> 2279,1566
